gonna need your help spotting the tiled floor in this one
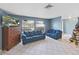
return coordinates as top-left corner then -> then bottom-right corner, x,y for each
2,36 -> 79,55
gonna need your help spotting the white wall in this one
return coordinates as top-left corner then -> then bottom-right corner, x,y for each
0,25 -> 2,49
63,17 -> 78,34
0,13 -> 2,49
0,3 -> 79,19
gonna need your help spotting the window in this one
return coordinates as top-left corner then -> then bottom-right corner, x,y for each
22,20 -> 34,32
35,21 -> 45,32
22,20 -> 45,32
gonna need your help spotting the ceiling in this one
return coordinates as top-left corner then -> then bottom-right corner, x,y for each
0,3 -> 79,19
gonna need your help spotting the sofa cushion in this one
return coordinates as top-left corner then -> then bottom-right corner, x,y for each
33,31 -> 42,35
37,31 -> 42,35
47,29 -> 52,33
30,31 -> 35,36
32,35 -> 44,40
47,29 -> 56,33
26,37 -> 32,39
51,30 -> 56,33
32,36 -> 39,40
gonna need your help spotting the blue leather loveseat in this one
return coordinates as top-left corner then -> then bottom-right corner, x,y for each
22,31 -> 45,45
46,29 -> 62,40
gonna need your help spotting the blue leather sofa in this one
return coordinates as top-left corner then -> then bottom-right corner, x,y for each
22,31 -> 45,45
46,29 -> 62,40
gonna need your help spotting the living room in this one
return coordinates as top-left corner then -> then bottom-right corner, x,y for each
0,3 -> 79,55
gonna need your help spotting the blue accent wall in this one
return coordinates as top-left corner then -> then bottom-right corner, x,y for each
50,16 -> 62,30
44,19 -> 51,31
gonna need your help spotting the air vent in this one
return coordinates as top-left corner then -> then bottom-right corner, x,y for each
45,4 -> 54,8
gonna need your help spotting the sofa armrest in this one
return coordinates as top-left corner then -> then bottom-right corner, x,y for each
22,35 -> 26,40
55,32 -> 62,38
42,32 -> 45,35
22,34 -> 26,39
56,31 -> 62,34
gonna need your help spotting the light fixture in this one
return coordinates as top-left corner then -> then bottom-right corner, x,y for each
44,4 -> 54,8
68,16 -> 72,19
68,16 -> 77,19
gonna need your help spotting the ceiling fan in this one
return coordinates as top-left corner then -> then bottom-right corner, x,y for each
44,4 -> 54,8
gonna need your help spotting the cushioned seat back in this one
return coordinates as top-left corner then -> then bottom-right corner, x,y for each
30,31 -> 35,36
47,29 -> 56,33
33,31 -> 42,35
47,29 -> 52,33
55,30 -> 62,34
52,30 -> 56,33
24,31 -> 42,36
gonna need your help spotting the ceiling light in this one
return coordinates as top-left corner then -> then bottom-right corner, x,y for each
68,16 -> 72,19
